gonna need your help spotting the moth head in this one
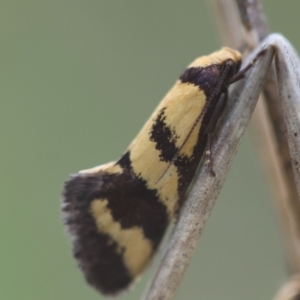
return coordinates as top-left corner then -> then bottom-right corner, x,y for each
188,47 -> 242,78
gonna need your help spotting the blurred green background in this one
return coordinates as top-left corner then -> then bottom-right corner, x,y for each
1,1 -> 300,299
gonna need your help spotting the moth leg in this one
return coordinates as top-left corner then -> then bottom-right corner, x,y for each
205,91 -> 228,176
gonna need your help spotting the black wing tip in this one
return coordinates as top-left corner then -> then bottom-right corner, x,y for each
61,173 -> 134,296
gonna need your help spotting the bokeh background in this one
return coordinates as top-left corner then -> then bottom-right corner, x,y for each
1,1 -> 300,299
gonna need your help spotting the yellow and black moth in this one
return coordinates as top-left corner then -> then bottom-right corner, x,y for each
62,47 -> 246,295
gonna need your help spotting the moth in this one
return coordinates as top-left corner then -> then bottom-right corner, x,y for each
61,47 -> 259,295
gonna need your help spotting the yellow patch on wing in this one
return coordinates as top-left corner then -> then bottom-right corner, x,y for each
163,82 -> 206,157
188,47 -> 241,68
79,161 -> 123,175
91,199 -> 153,277
129,123 -> 179,217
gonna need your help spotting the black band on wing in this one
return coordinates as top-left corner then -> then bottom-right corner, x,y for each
150,108 -> 179,162
179,65 -> 221,97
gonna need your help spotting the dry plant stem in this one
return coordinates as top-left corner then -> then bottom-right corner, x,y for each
275,39 -> 300,197
142,45 -> 274,300
235,0 -> 269,44
209,0 -> 300,273
209,0 -> 244,47
235,1 -> 300,274
273,275 -> 300,300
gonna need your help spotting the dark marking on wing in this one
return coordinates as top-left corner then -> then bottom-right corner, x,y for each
113,152 -> 169,245
63,175 -> 131,295
180,65 -> 221,96
150,108 -> 179,162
